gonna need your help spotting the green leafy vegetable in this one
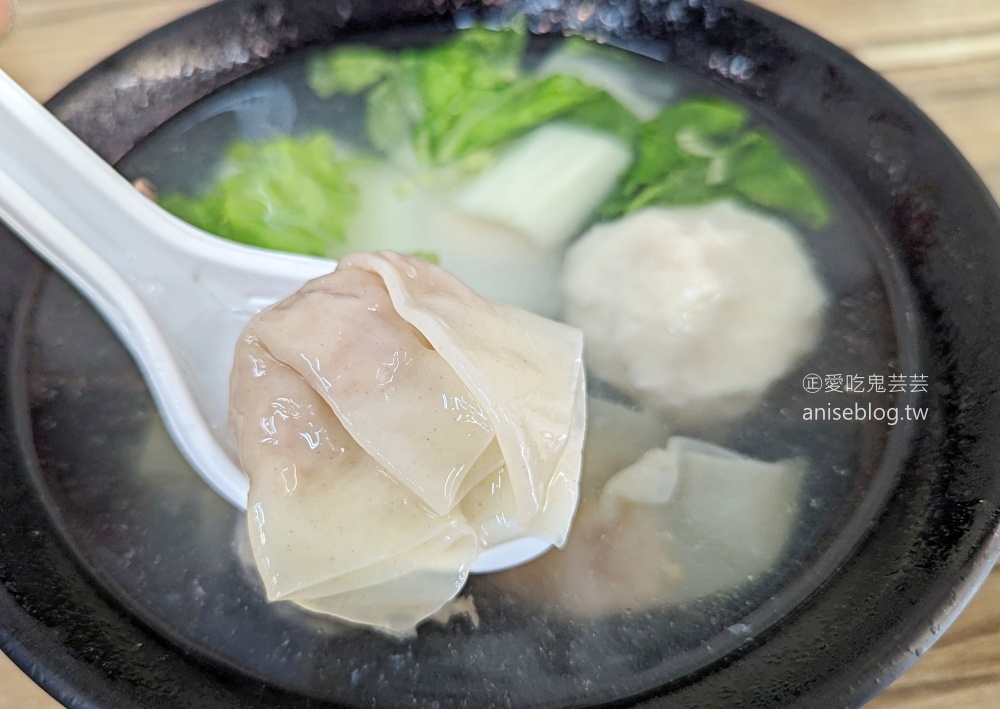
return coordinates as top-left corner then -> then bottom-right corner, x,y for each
561,93 -> 643,144
307,28 -> 639,164
600,97 -> 830,227
729,130 -> 830,224
410,250 -> 441,265
307,46 -> 396,95
160,133 -> 361,257
170,35 -> 827,264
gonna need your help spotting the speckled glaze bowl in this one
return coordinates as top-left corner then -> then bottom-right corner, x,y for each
2,1 -> 1000,707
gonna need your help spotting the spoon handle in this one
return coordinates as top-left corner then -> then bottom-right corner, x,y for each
0,70 -> 159,336
0,69 -> 330,508
0,69 -> 323,288
0,69 -> 562,574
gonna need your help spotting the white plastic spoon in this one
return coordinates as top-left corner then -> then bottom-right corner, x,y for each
0,69 -> 551,573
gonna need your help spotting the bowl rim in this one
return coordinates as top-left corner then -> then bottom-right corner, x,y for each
2,0 -> 1000,707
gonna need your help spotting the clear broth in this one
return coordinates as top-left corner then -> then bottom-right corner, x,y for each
21,30 -> 917,707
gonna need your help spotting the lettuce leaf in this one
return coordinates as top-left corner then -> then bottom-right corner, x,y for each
160,133 -> 360,257
307,45 -> 396,96
600,97 -> 830,227
307,28 -> 639,164
729,130 -> 829,224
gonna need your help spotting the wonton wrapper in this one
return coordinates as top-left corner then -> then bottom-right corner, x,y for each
230,252 -> 585,632
493,423 -> 803,618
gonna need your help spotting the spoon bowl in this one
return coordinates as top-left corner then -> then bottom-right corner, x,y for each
0,69 -> 551,573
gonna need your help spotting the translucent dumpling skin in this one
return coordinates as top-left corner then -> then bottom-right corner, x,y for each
230,252 -> 585,632
492,421 -> 804,618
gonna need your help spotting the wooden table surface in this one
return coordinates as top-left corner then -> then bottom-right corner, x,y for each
1,0 -> 999,707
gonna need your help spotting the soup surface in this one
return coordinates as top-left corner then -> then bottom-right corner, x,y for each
16,27 -> 919,707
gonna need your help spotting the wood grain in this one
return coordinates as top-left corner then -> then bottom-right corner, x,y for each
0,1 -> 998,707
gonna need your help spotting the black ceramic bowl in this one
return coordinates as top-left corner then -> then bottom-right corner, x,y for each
3,1 -> 1000,707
